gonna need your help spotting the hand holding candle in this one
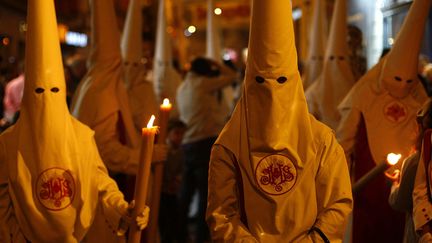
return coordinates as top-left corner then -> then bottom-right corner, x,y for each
145,98 -> 172,242
352,153 -> 402,194
128,115 -> 158,243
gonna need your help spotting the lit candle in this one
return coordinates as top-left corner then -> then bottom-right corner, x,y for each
145,98 -> 172,242
352,153 -> 402,194
128,115 -> 158,243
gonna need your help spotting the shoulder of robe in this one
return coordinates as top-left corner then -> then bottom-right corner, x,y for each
411,82 -> 428,104
71,116 -> 95,142
309,115 -> 334,145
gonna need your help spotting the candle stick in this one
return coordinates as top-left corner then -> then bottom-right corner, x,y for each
352,153 -> 401,194
145,99 -> 172,243
128,115 -> 158,243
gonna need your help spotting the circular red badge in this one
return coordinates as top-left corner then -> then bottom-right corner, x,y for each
255,154 -> 297,195
383,101 -> 407,123
36,167 -> 75,211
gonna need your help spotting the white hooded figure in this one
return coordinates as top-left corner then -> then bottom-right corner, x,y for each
121,0 -> 159,130
0,0 -> 148,242
305,0 -> 356,130
71,0 -> 141,175
337,0 -> 430,171
206,0 -> 236,118
302,0 -> 328,90
206,0 -> 353,242
153,0 -> 182,118
337,0 -> 430,242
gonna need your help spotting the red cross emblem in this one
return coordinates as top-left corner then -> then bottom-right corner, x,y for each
384,101 -> 407,123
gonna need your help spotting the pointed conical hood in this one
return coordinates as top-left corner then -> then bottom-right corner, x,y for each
381,0 -> 432,98
1,1 -> 106,241
218,0 -> 314,170
121,0 -> 159,127
206,0 -> 234,117
302,0 -> 328,89
153,0 -> 181,114
121,0 -> 143,88
88,0 -> 122,68
308,0 -> 355,129
206,0 -> 222,61
21,0 -> 69,154
71,0 -> 139,149
244,0 -> 313,153
154,0 -> 172,67
215,0 -> 316,236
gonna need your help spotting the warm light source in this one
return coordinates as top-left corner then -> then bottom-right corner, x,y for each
147,115 -> 156,128
161,98 -> 172,109
214,8 -> 222,15
187,25 -> 196,33
2,37 -> 10,46
386,153 -> 401,165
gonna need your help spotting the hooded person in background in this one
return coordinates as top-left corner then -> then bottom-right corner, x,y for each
0,0 -> 149,242
176,56 -> 237,243
206,0 -> 236,118
337,0 -> 430,242
71,0 -> 166,180
305,0 -> 356,130
206,0 -> 352,241
302,0 -> 328,90
121,0 -> 159,130
153,0 -> 182,118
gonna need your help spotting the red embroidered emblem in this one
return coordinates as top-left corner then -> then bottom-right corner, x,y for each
255,154 -> 297,195
36,168 -> 75,211
384,101 -> 407,123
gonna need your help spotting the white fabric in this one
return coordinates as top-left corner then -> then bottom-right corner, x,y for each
381,0 -> 432,99
208,0 -> 352,241
121,0 -> 159,128
153,0 -> 181,116
337,59 -> 427,164
305,0 -> 355,130
0,0 -> 128,241
206,0 -> 235,117
302,0 -> 328,89
176,65 -> 237,144
71,0 -> 140,174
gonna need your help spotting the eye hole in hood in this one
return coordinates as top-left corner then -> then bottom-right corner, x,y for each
35,87 -> 45,94
255,76 -> 265,84
277,76 -> 287,84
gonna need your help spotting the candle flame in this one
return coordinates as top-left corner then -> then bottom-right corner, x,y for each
161,98 -> 172,110
162,98 -> 170,106
147,115 -> 156,128
386,153 -> 402,165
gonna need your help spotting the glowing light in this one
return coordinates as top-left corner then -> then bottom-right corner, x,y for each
65,31 -> 88,47
386,153 -> 401,165
187,25 -> 196,33
214,8 -> 222,15
161,98 -> 172,109
147,115 -> 156,128
388,38 -> 394,46
2,37 -> 10,46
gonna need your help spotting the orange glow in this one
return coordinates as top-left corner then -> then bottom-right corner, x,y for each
2,37 -> 10,46
161,98 -> 172,109
147,115 -> 156,128
386,153 -> 402,165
